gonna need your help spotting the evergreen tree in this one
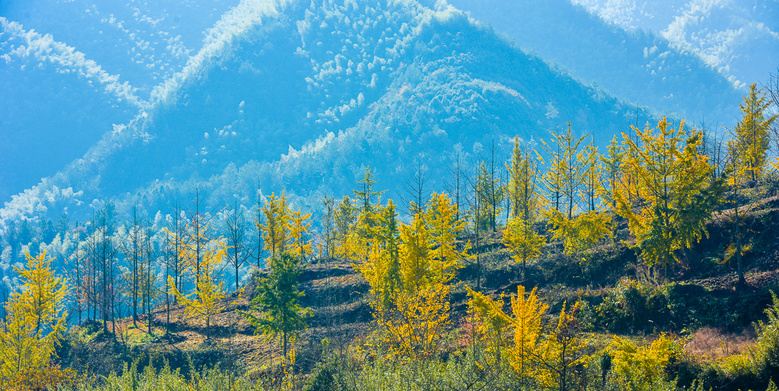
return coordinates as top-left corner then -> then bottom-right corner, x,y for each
241,253 -> 311,362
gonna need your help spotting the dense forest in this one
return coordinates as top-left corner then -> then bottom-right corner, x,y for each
1,79 -> 779,391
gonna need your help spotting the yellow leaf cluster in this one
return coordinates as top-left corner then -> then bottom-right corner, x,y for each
0,251 -> 68,387
355,193 -> 469,358
613,117 -> 721,267
287,210 -> 312,259
609,334 -> 676,389
547,210 -> 611,257
466,286 -> 548,376
468,288 -> 590,389
376,283 -> 451,359
503,215 -> 544,270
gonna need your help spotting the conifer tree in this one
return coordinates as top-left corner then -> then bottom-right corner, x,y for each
241,253 -> 311,363
353,167 -> 384,226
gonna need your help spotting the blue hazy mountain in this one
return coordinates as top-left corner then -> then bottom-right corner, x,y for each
4,0 -> 666,228
569,0 -> 779,89
0,0 -> 237,202
447,0 -> 744,126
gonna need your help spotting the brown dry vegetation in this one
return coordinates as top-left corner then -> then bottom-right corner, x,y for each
55,185 -> 779,386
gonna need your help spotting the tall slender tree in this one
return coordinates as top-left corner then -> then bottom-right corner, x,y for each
504,137 -> 545,277
224,200 -> 249,291
728,83 -> 778,182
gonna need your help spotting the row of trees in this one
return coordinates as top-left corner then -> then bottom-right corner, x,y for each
0,79 -> 776,388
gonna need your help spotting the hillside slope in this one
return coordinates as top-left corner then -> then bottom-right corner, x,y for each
1,0 -> 652,228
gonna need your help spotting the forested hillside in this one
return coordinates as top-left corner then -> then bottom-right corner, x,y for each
3,0 -> 779,390
0,0 -> 654,231
1,79 -> 779,390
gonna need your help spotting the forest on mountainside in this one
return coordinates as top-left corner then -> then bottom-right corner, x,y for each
0,77 -> 779,391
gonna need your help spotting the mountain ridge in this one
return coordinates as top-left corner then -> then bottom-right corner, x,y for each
2,0 -> 655,230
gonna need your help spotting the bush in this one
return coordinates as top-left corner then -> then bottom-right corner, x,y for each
715,292 -> 779,391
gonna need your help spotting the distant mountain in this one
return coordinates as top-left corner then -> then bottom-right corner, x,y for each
0,0 -> 236,202
1,0 -> 655,229
447,0 -> 744,125
570,0 -> 779,88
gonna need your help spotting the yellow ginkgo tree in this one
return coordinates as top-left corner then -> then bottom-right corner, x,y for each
504,138 -> 545,277
168,237 -> 226,338
467,285 -> 548,376
613,117 -> 725,273
0,251 -> 68,387
356,193 -> 469,358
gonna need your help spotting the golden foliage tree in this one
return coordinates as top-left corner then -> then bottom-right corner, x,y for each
425,192 -> 470,284
356,193 -> 468,358
355,200 -> 401,311
467,285 -> 548,377
287,209 -> 312,259
608,334 -> 676,390
613,118 -> 724,271
504,216 -> 544,277
467,287 -> 588,389
728,83 -> 778,182
168,238 -> 226,338
541,125 -> 612,258
534,301 -> 589,391
548,210 -> 612,258
261,192 -> 291,259
504,137 -> 545,276
0,251 -> 68,387
602,135 -> 625,209
541,122 -> 587,219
